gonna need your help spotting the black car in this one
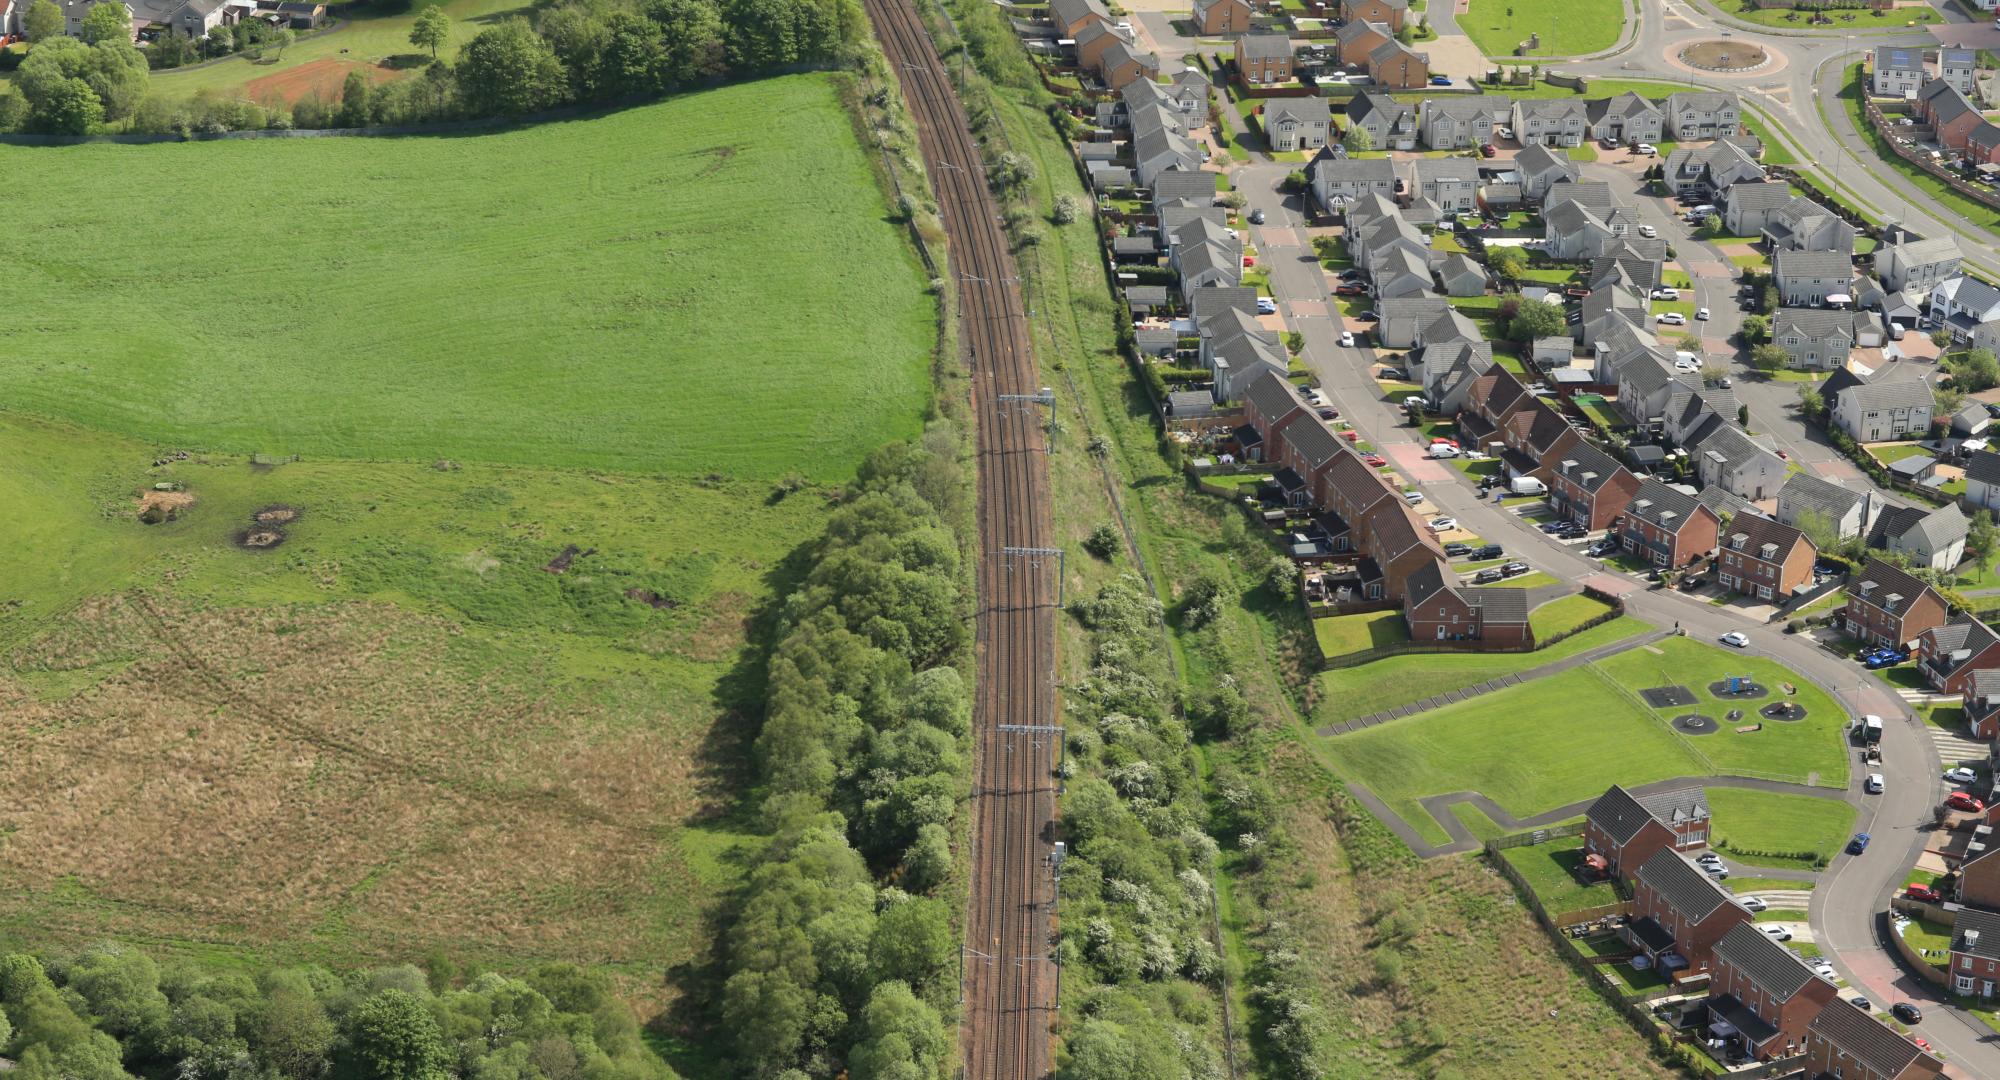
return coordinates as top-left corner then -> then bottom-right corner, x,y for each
1340,267 -> 1366,281
1248,209 -> 1266,225
1892,1002 -> 1922,1024
1472,568 -> 1504,584
1473,544 -> 1503,559
1443,542 -> 1471,556
1500,562 -> 1530,577
1358,310 -> 1381,322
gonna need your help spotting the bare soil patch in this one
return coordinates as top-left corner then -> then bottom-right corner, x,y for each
135,489 -> 196,524
243,57 -> 402,108
236,525 -> 288,550
543,544 -> 595,573
254,504 -> 302,525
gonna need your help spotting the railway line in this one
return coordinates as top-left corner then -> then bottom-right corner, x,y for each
857,0 -> 1058,1077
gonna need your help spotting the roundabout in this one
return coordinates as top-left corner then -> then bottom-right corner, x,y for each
1678,39 -> 1772,73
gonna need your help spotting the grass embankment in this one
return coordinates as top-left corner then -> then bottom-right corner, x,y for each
1529,594 -> 1617,640
1839,62 -> 2000,240
0,76 -> 935,481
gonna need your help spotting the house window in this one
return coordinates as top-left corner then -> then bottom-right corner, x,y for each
1961,974 -> 1978,994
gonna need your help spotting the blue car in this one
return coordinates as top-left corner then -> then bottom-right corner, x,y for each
1848,833 -> 1871,855
1429,75 -> 1451,86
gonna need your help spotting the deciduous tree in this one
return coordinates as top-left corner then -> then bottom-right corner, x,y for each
22,0 -> 62,42
79,1 -> 130,44
455,19 -> 567,115
409,4 -> 450,59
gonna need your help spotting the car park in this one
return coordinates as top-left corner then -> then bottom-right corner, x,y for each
1947,767 -> 1978,784
1719,631 -> 1749,648
1948,792 -> 1985,812
1848,833 -> 1871,854
1892,1002 -> 1922,1024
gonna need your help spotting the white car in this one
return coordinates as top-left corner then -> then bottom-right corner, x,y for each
1256,297 -> 1277,314
1696,307 -> 1711,321
1947,767 -> 1979,784
1740,896 -> 1769,912
1652,287 -> 1680,301
1638,224 -> 1658,238
1498,126 -> 1515,140
1339,331 -> 1356,347
1403,490 -> 1424,505
1761,926 -> 1793,942
1866,773 -> 1885,794
1720,631 -> 1750,649
1673,358 -> 1699,373
1428,516 -> 1458,532
1657,312 -> 1687,326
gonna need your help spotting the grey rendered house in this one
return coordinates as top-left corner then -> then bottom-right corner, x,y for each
1413,157 -> 1482,213
1868,503 -> 1969,572
1585,92 -> 1664,145
1510,144 -> 1578,203
1777,472 -> 1884,541
1510,98 -> 1586,147
1263,97 -> 1331,152
1931,275 -> 2000,343
1312,156 -> 1397,211
1967,451 -> 2000,514
1773,250 -> 1854,307
1873,46 -> 1927,98
1877,235 -> 1964,294
1436,253 -> 1489,297
1772,307 -> 1859,371
1762,197 -> 1855,254
1721,181 -> 1792,238
1346,92 -> 1418,151
1664,91 -> 1742,139
1663,139 -> 1762,196
1689,423 -> 1787,501
1830,373 -> 1935,443
1421,96 -> 1505,149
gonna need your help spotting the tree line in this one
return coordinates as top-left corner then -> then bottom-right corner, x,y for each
0,944 -> 676,1080
0,0 -> 867,135
718,429 -> 972,1079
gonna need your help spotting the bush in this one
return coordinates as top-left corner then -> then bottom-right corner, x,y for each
1084,523 -> 1121,560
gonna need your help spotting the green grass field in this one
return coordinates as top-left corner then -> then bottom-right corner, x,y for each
1458,0 -> 1625,57
1500,836 -> 1621,916
1707,788 -> 1857,868
1312,615 -> 1651,725
0,76 -> 934,481
1729,3 -> 1938,30
1529,593 -> 1616,640
1313,609 -> 1410,658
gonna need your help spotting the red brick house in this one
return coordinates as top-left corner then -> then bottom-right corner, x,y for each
1074,20 -> 1123,71
1494,399 -> 1582,482
1101,40 -> 1160,91
1919,79 -> 1981,154
1271,414 -> 1348,509
1191,0 -> 1251,35
1951,906 -> 2000,999
1340,0 -> 1407,32
1706,922 -> 1837,1061
1334,19 -> 1391,68
1715,516 -> 1816,605
1958,843 -> 2000,910
1402,560 -> 1533,647
1322,447 -> 1398,538
1841,558 -> 1948,650
1547,442 -> 1641,532
1365,500 -> 1448,603
1050,0 -> 1114,38
1366,38 -> 1429,91
1625,848 -> 1751,980
1242,372 -> 1308,462
1582,783 -> 1710,883
1917,615 -> 2000,696
1615,479 -> 1721,569
1968,669 -> 2000,741
1804,999 -> 1945,1080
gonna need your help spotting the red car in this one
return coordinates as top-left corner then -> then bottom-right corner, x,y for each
1948,791 -> 1985,813
1363,455 -> 1387,468
1333,283 -> 1367,296
1430,437 -> 1459,447
1906,883 -> 1941,903
1341,430 -> 1360,443
1479,143 -> 1497,158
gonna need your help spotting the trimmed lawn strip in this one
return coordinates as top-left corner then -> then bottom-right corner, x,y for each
1529,593 -> 1617,639
1456,0 -> 1625,57
1312,615 -> 1652,726
1313,609 -> 1411,658
1706,788 -> 1856,869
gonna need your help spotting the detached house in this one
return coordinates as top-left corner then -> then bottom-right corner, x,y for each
1877,235 -> 1964,294
1626,848 -> 1751,980
1548,442 -> 1641,531
1706,922 -> 1838,1062
1100,40 -> 1160,91
1334,18 -> 1392,68
1413,157 -> 1482,213
1969,669 -> 2000,740
1345,91 -> 1418,151
1967,450 -> 2000,514
1664,138 -> 1762,197
1873,45 -> 1928,98
1585,91 -> 1664,146
1510,144 -> 1578,203
1841,558 -> 1949,649
1773,250 -> 1854,308
1930,275 -> 2000,343
1617,479 -> 1721,568
1916,615 -> 2000,696
1264,97 -> 1331,152
1868,502 -> 1969,573
1772,307 -> 1859,371
1716,516 -> 1815,604
1340,0 -> 1407,31
1777,472 -> 1883,542
1804,1000 -> 1944,1080
1690,423 -> 1787,502
1235,34 -> 1293,84
1366,38 -> 1430,91
1582,783 -> 1711,883
1763,195 -> 1857,254
1510,98 -> 1586,148
1829,372 -> 1934,443
1961,840 -> 2000,908
1664,91 -> 1741,139
1190,0 -> 1251,35
1952,908 -> 2000,1001
1420,95 -> 1506,149
1402,561 -> 1532,647
1313,155 -> 1398,210
1721,180 -> 1792,238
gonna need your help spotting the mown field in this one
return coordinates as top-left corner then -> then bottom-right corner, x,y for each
0,75 -> 935,480
0,72 -> 936,1039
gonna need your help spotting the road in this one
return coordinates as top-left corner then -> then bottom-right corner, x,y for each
1235,162 -> 1995,1072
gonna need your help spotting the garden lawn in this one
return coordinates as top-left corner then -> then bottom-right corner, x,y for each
1706,788 -> 1857,869
1457,0 -> 1624,57
1870,443 -> 1933,465
1591,636 -> 1851,788
1313,609 -> 1411,658
1500,836 -> 1622,916
0,75 -> 935,482
1529,593 -> 1617,640
1312,615 -> 1651,725
1322,666 -> 1706,847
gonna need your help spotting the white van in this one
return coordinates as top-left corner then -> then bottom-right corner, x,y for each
1426,444 -> 1460,459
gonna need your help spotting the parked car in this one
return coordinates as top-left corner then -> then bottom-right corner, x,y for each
1363,454 -> 1386,467
1587,540 -> 1617,557
1473,544 -> 1503,559
1428,516 -> 1459,532
1340,267 -> 1366,281
1334,282 -> 1367,296
1479,143 -> 1497,158
1740,896 -> 1768,912
1696,307 -> 1711,321
1850,996 -> 1873,1012
1866,773 -> 1885,794
1256,297 -> 1277,314
1657,312 -> 1687,326
1760,926 -> 1792,942
1947,767 -> 1978,784
1358,309 -> 1380,322
1636,143 -> 1657,155
1948,791 -> 1985,813
1429,74 -> 1451,86
1637,224 -> 1657,238
1472,568 -> 1504,584
1443,542 -> 1471,556
1430,436 -> 1459,447
1339,331 -> 1356,347
1906,883 -> 1941,903
1720,631 -> 1749,649
1341,430 -> 1360,442
1403,490 -> 1424,505
1248,208 -> 1266,225
1497,126 -> 1514,140
1652,287 -> 1680,301
1892,1002 -> 1922,1024
1316,406 -> 1338,420
1427,444 -> 1459,459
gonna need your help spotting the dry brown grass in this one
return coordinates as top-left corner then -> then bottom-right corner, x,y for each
0,595 -> 725,971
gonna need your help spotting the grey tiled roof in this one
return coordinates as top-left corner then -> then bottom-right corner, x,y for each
1244,372 -> 1305,423
1463,586 -> 1528,624
1585,784 -> 1708,846
1633,848 -> 1736,921
1967,450 -> 2000,487
1773,249 -> 1853,281
1713,922 -> 1817,1001
1722,515 -> 1808,565
1725,179 -> 1793,212
1837,374 -> 1934,414
1923,614 -> 2000,675
1808,1000 -> 1937,1077
1625,478 -> 1705,531
1849,556 -> 1938,617
1779,472 -> 1866,520
1237,33 -> 1291,60
1551,443 -> 1626,494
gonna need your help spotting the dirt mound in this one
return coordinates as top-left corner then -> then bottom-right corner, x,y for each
543,545 -> 596,574
254,504 -> 302,525
243,57 -> 404,109
136,489 -> 196,524
235,526 -> 287,550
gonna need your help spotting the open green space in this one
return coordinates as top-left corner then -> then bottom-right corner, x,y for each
1500,835 -> 1622,915
0,75 -> 934,481
1529,593 -> 1617,640
1312,614 -> 1651,725
1457,0 -> 1625,57
1313,609 -> 1411,658
1706,788 -> 1857,869
1592,636 -> 1851,788
1729,3 -> 1938,30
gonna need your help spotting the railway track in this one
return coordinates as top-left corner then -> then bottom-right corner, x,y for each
857,1 -> 1057,1077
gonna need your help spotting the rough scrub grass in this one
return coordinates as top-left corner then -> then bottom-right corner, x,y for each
0,74 -> 936,481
